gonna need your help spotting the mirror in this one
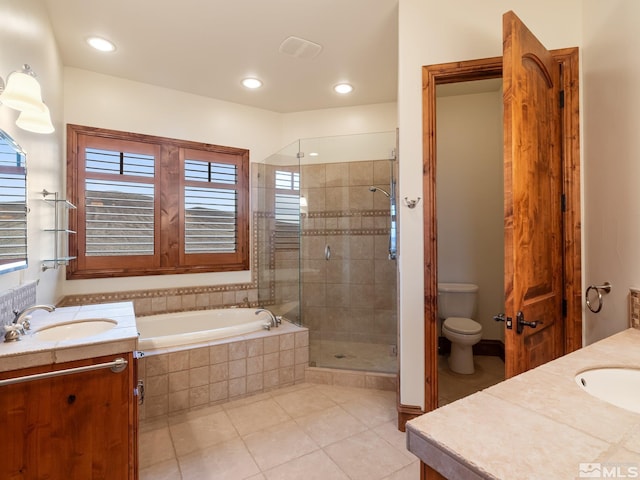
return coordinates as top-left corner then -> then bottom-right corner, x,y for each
0,129 -> 27,273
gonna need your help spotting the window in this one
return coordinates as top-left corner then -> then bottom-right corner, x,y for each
274,170 -> 300,250
67,125 -> 249,279
0,138 -> 26,268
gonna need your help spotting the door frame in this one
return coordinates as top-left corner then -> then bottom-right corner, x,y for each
421,48 -> 581,412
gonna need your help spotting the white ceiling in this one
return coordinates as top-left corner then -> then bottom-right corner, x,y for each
42,0 -> 399,113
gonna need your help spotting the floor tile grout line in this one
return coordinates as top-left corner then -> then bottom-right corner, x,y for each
140,383 -> 404,479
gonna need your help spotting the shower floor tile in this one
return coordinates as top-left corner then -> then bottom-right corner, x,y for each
309,340 -> 397,373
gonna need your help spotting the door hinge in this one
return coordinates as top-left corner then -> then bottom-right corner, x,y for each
561,194 -> 567,212
562,298 -> 568,317
559,90 -> 565,108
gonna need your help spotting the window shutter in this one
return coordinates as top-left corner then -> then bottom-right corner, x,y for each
84,148 -> 155,256
274,170 -> 300,250
0,146 -> 26,264
184,159 -> 238,254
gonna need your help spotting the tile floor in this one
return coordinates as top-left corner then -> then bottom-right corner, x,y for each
139,382 -> 419,479
438,354 -> 505,406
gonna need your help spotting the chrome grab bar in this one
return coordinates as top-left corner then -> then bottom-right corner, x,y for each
586,282 -> 612,313
0,357 -> 128,387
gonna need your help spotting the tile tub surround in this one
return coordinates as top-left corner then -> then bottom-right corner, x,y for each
138,322 -> 310,419
0,302 -> 138,373
406,328 -> 640,480
57,283 -> 261,316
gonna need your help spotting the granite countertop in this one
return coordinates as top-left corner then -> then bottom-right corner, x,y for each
0,301 -> 138,373
406,328 -> 640,480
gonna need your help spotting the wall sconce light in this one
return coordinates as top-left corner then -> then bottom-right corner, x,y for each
0,64 -> 54,134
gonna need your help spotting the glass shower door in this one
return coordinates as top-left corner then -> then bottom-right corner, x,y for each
299,132 -> 398,373
255,140 -> 302,323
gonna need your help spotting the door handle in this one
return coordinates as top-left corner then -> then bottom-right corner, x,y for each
324,245 -> 331,261
493,313 -> 513,330
516,311 -> 543,335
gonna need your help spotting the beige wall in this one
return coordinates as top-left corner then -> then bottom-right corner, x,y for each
61,68 -> 281,294
436,89 -> 504,341
62,68 -> 398,297
282,103 -> 397,143
0,0 -> 65,304
582,1 -> 640,343
397,0 -> 583,409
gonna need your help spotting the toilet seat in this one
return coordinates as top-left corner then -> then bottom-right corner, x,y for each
443,317 -> 482,335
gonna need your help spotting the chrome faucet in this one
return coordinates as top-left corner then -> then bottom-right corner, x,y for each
4,304 -> 56,342
255,308 -> 278,329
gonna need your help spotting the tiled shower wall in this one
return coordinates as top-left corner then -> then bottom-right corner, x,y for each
300,159 -> 397,346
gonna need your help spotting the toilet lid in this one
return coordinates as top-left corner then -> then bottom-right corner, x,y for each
444,317 -> 482,335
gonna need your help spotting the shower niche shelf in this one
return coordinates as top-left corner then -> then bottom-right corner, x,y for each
41,189 -> 76,271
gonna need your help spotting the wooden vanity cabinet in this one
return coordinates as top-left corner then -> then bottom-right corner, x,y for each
0,352 -> 138,479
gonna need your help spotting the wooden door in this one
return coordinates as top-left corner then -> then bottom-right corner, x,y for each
502,10 -> 564,377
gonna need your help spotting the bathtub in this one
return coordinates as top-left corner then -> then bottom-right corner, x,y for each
136,308 -> 309,417
137,307 -> 276,350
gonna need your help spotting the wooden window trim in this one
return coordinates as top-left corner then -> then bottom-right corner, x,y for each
66,124 -> 250,279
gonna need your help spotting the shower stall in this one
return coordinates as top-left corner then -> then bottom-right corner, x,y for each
254,131 -> 398,374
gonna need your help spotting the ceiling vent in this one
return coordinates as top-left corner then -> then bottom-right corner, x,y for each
278,36 -> 322,60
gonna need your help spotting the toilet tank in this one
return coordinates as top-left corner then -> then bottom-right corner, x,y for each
437,283 -> 479,319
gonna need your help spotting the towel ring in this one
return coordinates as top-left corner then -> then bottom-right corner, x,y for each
586,282 -> 611,313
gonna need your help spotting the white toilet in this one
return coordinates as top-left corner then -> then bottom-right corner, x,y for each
438,283 -> 483,374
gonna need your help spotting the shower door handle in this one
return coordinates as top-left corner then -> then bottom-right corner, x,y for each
325,245 -> 331,261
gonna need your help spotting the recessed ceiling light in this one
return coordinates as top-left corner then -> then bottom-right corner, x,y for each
334,83 -> 353,94
242,78 -> 263,89
309,152 -> 319,157
87,36 -> 116,52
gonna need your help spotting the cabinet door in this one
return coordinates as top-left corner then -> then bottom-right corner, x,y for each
0,353 -> 136,480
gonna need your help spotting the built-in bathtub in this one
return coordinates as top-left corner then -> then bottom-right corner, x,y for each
136,308 -> 309,419
137,307 -> 276,350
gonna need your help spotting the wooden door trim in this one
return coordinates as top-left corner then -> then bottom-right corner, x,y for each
553,47 -> 583,356
420,48 -> 581,414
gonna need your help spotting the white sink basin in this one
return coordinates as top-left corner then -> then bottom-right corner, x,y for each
575,367 -> 640,414
34,319 -> 117,342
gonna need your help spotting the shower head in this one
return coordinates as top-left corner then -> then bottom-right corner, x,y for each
369,185 -> 390,197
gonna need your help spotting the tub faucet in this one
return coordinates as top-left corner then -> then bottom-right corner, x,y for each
4,304 -> 56,342
255,308 -> 278,328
